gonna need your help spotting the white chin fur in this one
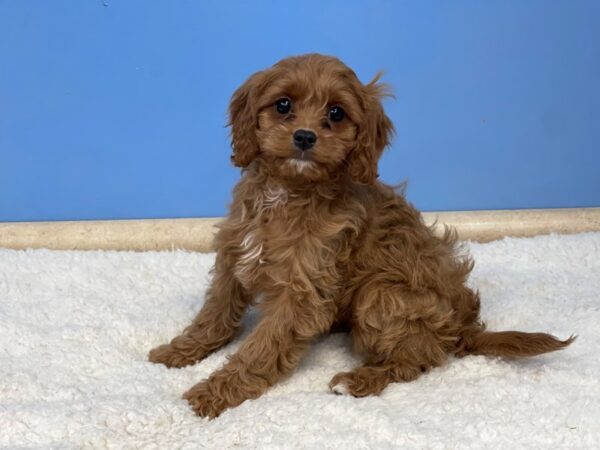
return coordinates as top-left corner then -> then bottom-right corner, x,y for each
287,159 -> 315,172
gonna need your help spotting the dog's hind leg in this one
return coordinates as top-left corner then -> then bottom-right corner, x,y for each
330,284 -> 457,396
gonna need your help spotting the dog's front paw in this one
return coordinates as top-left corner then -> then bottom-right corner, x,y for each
183,381 -> 229,419
148,341 -> 204,368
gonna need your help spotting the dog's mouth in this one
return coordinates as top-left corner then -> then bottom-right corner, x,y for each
290,149 -> 314,161
285,158 -> 317,172
287,148 -> 317,171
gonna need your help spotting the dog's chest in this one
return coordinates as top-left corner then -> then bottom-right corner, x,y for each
233,228 -> 265,289
232,185 -> 290,290
231,182 -> 356,292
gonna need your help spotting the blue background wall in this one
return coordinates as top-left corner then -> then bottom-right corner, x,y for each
1,1 -> 598,222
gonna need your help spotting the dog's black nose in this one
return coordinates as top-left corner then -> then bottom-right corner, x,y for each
293,129 -> 317,151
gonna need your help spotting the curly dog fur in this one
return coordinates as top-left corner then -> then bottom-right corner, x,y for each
149,54 -> 574,418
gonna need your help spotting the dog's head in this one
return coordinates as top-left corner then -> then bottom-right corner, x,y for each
228,54 -> 394,184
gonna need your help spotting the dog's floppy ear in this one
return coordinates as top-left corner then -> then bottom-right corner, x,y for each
347,74 -> 394,185
228,71 -> 266,167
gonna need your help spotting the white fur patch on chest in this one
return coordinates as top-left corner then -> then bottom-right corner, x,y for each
234,183 -> 289,287
234,231 -> 265,287
262,185 -> 288,210
251,183 -> 288,219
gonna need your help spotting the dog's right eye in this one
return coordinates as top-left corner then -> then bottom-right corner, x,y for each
275,98 -> 292,114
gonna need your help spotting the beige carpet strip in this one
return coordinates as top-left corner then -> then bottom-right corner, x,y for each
1,208 -> 598,252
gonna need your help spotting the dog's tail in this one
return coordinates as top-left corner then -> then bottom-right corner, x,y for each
464,330 -> 576,358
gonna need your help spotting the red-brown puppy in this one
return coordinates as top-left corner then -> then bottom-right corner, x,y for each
149,54 -> 574,418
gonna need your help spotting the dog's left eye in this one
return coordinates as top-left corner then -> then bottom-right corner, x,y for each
328,105 -> 345,122
275,98 -> 292,114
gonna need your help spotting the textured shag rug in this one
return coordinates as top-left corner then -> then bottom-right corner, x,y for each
1,233 -> 599,449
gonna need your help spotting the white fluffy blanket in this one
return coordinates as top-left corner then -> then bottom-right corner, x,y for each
1,233 -> 599,449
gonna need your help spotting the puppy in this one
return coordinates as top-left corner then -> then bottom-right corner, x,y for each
149,54 -> 574,418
